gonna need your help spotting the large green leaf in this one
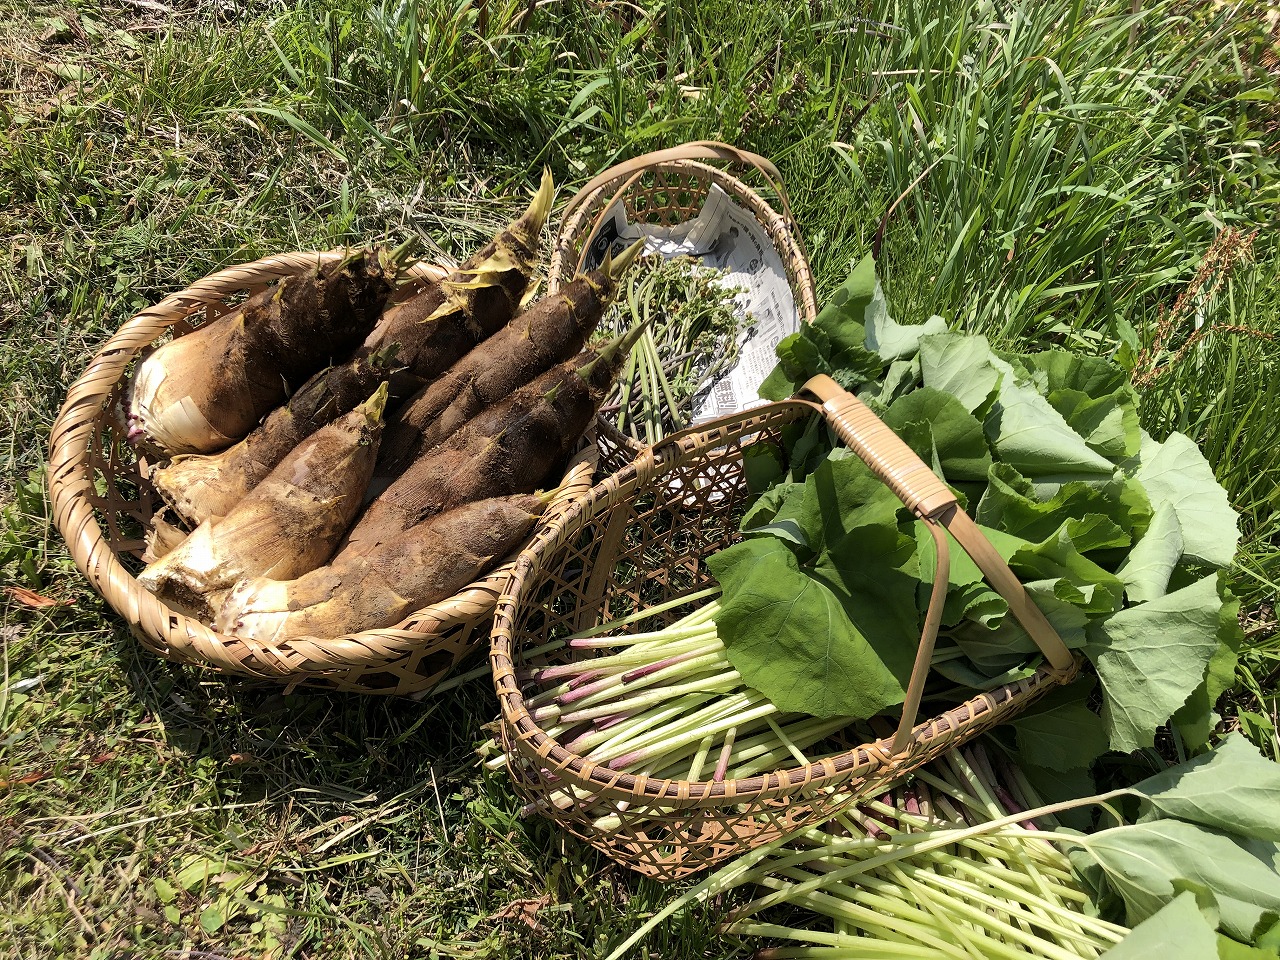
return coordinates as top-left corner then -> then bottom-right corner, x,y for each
811,254 -> 891,377
1087,575 -> 1225,752
767,451 -> 905,559
1011,702 -> 1109,772
864,305 -> 948,361
1133,735 -> 1280,842
976,462 -> 1150,545
1005,348 -> 1131,399
985,375 -> 1117,478
918,332 -> 1006,413
1081,819 -> 1280,942
913,522 -> 1005,627
1008,519 -> 1127,615
759,329 -> 835,400
951,579 -> 1091,666
1173,595 -> 1243,748
1116,502 -> 1184,603
864,356 -> 921,406
708,530 -> 918,720
1130,431 -> 1240,568
883,388 -> 993,482
1099,891 -> 1219,960
1049,387 -> 1142,461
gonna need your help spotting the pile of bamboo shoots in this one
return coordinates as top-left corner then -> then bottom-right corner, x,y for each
132,171 -> 645,644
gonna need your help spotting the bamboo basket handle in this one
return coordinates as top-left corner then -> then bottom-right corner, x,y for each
563,140 -> 797,229
800,375 -> 1075,748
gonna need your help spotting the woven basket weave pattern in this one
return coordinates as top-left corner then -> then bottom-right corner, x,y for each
490,403 -> 1078,881
48,251 -> 594,696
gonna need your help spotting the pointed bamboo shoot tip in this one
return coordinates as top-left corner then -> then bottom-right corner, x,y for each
607,238 -> 646,281
388,236 -> 420,271
515,168 -> 555,238
361,381 -> 390,423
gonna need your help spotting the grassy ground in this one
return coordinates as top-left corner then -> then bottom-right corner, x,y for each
2,0 -> 1277,957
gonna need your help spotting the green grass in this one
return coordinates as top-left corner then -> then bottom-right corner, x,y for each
1,0 -> 1278,956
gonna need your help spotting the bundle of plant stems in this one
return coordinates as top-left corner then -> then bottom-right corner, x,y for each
485,588 -> 866,828
602,254 -> 751,444
721,743 -> 1130,960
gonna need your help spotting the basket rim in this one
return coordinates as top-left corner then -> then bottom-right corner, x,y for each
47,249 -> 592,688
489,402 -> 1081,808
548,157 -> 818,324
549,155 -> 818,461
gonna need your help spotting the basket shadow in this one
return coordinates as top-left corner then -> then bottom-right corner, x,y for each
111,618 -> 501,807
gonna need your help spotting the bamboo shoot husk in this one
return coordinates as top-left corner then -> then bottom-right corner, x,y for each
361,170 -> 554,383
342,325 -> 644,557
128,246 -> 402,455
215,494 -> 546,643
377,240 -> 643,479
137,384 -> 389,620
149,343 -> 400,527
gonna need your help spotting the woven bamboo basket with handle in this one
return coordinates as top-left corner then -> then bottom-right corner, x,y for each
47,250 -> 594,696
490,375 -> 1080,881
549,141 -> 818,471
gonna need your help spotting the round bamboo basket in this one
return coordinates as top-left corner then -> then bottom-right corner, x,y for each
490,376 -> 1080,881
47,250 -> 594,696
548,141 -> 818,473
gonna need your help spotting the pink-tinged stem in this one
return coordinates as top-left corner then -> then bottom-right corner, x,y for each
556,674 -> 623,707
994,783 -> 1041,832
594,712 -> 631,732
529,704 -> 561,725
563,710 -> 640,755
566,669 -> 608,691
621,650 -> 698,684
608,748 -> 645,770
713,728 -> 737,781
904,786 -> 921,817
530,661 -> 605,684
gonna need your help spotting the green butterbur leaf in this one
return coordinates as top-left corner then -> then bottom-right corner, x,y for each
864,302 -> 948,361
1006,348 -> 1131,399
1011,701 -> 1109,772
976,462 -> 1150,545
1087,575 -> 1226,752
741,482 -> 802,532
867,356 -> 921,405
708,534 -> 916,719
1218,935 -> 1280,959
1130,431 -> 1241,568
1133,734 -> 1280,841
810,254 -> 888,382
1117,502 -> 1184,603
951,579 -> 1090,666
759,330 -> 832,400
1173,596 -> 1243,748
1008,519 -> 1127,615
1081,820 -> 1280,942
1049,386 -> 1142,461
883,388 -> 993,481
913,522 -> 1005,627
766,451 -> 904,558
919,332 -> 1006,413
1098,891 -> 1219,959
985,374 -> 1117,479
